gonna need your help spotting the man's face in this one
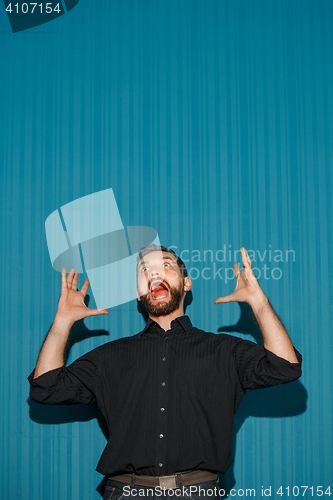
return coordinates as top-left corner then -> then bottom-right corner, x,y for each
137,251 -> 187,317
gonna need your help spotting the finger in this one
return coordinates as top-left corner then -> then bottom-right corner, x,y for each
72,272 -> 79,291
61,268 -> 68,291
215,294 -> 236,304
67,269 -> 75,289
241,247 -> 252,269
86,308 -> 109,317
233,262 -> 241,279
80,279 -> 90,297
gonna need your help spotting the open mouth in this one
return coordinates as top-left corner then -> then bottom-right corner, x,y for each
149,279 -> 170,301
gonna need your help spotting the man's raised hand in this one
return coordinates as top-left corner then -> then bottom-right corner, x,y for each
215,247 -> 265,308
56,268 -> 109,324
33,269 -> 109,378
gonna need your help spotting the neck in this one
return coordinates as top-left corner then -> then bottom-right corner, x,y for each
149,306 -> 185,331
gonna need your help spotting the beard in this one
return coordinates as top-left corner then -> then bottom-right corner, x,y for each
139,279 -> 185,317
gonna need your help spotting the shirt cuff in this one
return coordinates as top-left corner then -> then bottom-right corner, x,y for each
28,367 -> 64,389
264,347 -> 302,378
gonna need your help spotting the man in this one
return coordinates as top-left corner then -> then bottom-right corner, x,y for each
29,245 -> 302,500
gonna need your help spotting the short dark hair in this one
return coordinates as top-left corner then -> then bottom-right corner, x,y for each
136,244 -> 188,279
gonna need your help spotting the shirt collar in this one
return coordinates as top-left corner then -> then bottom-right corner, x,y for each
138,315 -> 193,336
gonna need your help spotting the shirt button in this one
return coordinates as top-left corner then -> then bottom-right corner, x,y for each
161,382 -> 166,386
160,407 -> 165,412
159,463 -> 163,468
159,434 -> 164,438
162,357 -> 166,361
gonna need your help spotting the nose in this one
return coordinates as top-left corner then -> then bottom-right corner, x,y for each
149,269 -> 160,278
148,265 -> 165,281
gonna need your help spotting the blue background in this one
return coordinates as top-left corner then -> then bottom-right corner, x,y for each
0,0 -> 332,498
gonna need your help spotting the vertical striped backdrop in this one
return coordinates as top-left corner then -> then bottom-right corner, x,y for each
0,1 -> 332,498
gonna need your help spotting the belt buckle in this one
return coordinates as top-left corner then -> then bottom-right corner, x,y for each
159,475 -> 177,489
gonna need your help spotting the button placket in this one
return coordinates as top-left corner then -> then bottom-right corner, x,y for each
155,334 -> 169,472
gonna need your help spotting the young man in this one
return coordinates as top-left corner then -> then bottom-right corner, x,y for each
29,245 -> 302,500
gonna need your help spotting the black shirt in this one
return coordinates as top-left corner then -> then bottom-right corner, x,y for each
29,316 -> 302,476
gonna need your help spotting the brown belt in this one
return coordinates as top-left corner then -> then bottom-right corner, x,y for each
110,470 -> 217,489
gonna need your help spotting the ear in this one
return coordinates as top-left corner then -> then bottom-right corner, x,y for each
183,276 -> 192,292
136,288 -> 141,301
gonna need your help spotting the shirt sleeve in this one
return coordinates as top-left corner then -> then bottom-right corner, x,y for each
232,339 -> 302,390
28,350 -> 100,405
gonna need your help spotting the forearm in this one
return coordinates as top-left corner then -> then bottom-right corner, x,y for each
34,315 -> 74,378
249,292 -> 299,363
